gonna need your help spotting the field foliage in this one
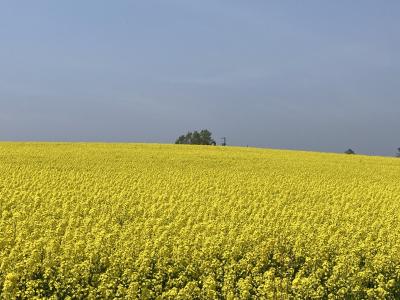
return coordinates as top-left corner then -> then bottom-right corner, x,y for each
0,143 -> 400,299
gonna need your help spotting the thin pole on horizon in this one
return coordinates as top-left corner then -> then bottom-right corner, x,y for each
221,137 -> 226,146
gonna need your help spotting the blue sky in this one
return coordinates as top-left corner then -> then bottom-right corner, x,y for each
0,1 -> 399,155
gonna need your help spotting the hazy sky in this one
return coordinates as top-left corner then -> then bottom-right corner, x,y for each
1,1 -> 399,156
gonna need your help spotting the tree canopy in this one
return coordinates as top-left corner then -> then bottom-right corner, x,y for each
175,130 -> 216,145
345,149 -> 355,155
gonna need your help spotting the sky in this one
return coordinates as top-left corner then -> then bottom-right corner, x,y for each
0,1 -> 399,156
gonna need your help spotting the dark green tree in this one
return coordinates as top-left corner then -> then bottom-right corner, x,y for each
191,131 -> 201,144
199,130 -> 215,145
397,148 -> 400,157
175,129 -> 216,145
175,135 -> 186,144
345,149 -> 355,155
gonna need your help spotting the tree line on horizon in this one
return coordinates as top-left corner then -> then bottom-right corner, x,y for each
345,148 -> 400,157
175,129 -> 216,146
175,129 -> 400,157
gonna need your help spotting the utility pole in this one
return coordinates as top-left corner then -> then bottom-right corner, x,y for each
221,137 -> 226,146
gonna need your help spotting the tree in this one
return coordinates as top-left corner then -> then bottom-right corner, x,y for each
175,135 -> 186,144
175,129 -> 216,145
199,130 -> 215,145
397,148 -> 400,157
345,149 -> 355,154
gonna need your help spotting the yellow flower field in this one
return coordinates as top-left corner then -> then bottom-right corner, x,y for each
0,143 -> 399,299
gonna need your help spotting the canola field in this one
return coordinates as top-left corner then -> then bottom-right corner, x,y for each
0,142 -> 400,299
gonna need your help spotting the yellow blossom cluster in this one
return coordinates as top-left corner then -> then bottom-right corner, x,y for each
0,143 -> 399,299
